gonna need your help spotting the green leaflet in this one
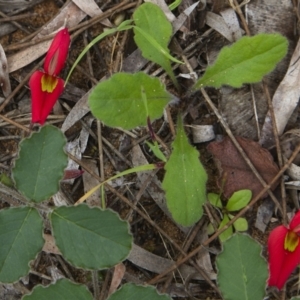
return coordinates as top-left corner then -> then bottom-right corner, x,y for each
216,234 -> 268,300
162,117 -> 207,226
0,207 -> 43,282
12,125 -> 67,202
89,72 -> 171,130
51,205 -> 132,269
133,3 -> 181,88
194,33 -> 288,89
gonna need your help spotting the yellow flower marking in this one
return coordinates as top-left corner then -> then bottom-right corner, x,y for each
284,231 -> 299,252
41,74 -> 58,93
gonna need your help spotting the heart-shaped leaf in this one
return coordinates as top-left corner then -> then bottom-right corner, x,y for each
89,72 -> 171,130
51,205 -> 132,269
0,207 -> 43,282
13,125 -> 67,202
194,33 -> 288,89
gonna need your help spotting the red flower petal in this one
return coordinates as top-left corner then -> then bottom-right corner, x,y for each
29,71 -> 44,124
268,225 -> 300,289
44,28 -> 70,76
290,210 -> 300,231
29,71 -> 64,125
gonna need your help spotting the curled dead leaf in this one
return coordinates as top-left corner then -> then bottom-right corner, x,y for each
207,136 -> 279,199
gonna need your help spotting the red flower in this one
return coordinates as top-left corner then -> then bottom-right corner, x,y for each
29,71 -> 64,125
268,211 -> 300,290
30,28 -> 70,125
44,28 -> 70,76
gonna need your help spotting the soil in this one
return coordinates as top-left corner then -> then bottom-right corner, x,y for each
0,0 -> 299,300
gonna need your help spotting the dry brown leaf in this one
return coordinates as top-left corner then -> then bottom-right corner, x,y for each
0,43 -> 11,97
207,136 -> 279,199
108,263 -> 126,296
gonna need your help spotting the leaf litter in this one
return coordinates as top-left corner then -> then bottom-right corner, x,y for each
0,0 -> 300,299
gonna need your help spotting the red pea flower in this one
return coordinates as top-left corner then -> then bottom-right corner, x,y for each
268,211 -> 300,290
29,28 -> 70,125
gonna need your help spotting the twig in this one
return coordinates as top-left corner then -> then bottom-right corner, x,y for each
230,0 -> 251,36
0,10 -> 30,34
250,84 -> 260,139
262,81 -> 287,225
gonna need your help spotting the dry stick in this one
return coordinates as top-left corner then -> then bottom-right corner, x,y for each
230,0 -> 251,36
250,85 -> 261,139
165,106 -> 176,138
69,1 -> 136,40
0,13 -> 37,22
113,29 -> 129,73
148,143 -> 300,285
262,82 -> 287,225
200,88 -> 283,214
0,114 -> 30,133
0,10 -> 30,34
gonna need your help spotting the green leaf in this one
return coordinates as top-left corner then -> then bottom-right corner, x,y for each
146,141 -> 167,162
89,72 -> 171,130
22,278 -> 93,300
133,3 -> 180,87
0,207 -> 44,282
216,233 -> 268,300
51,205 -> 132,269
194,33 -> 288,89
218,214 -> 233,242
0,173 -> 14,187
162,117 -> 207,226
107,283 -> 171,300
291,298 -> 300,300
208,193 -> 222,208
13,125 -> 67,202
226,189 -> 252,212
229,215 -> 248,232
